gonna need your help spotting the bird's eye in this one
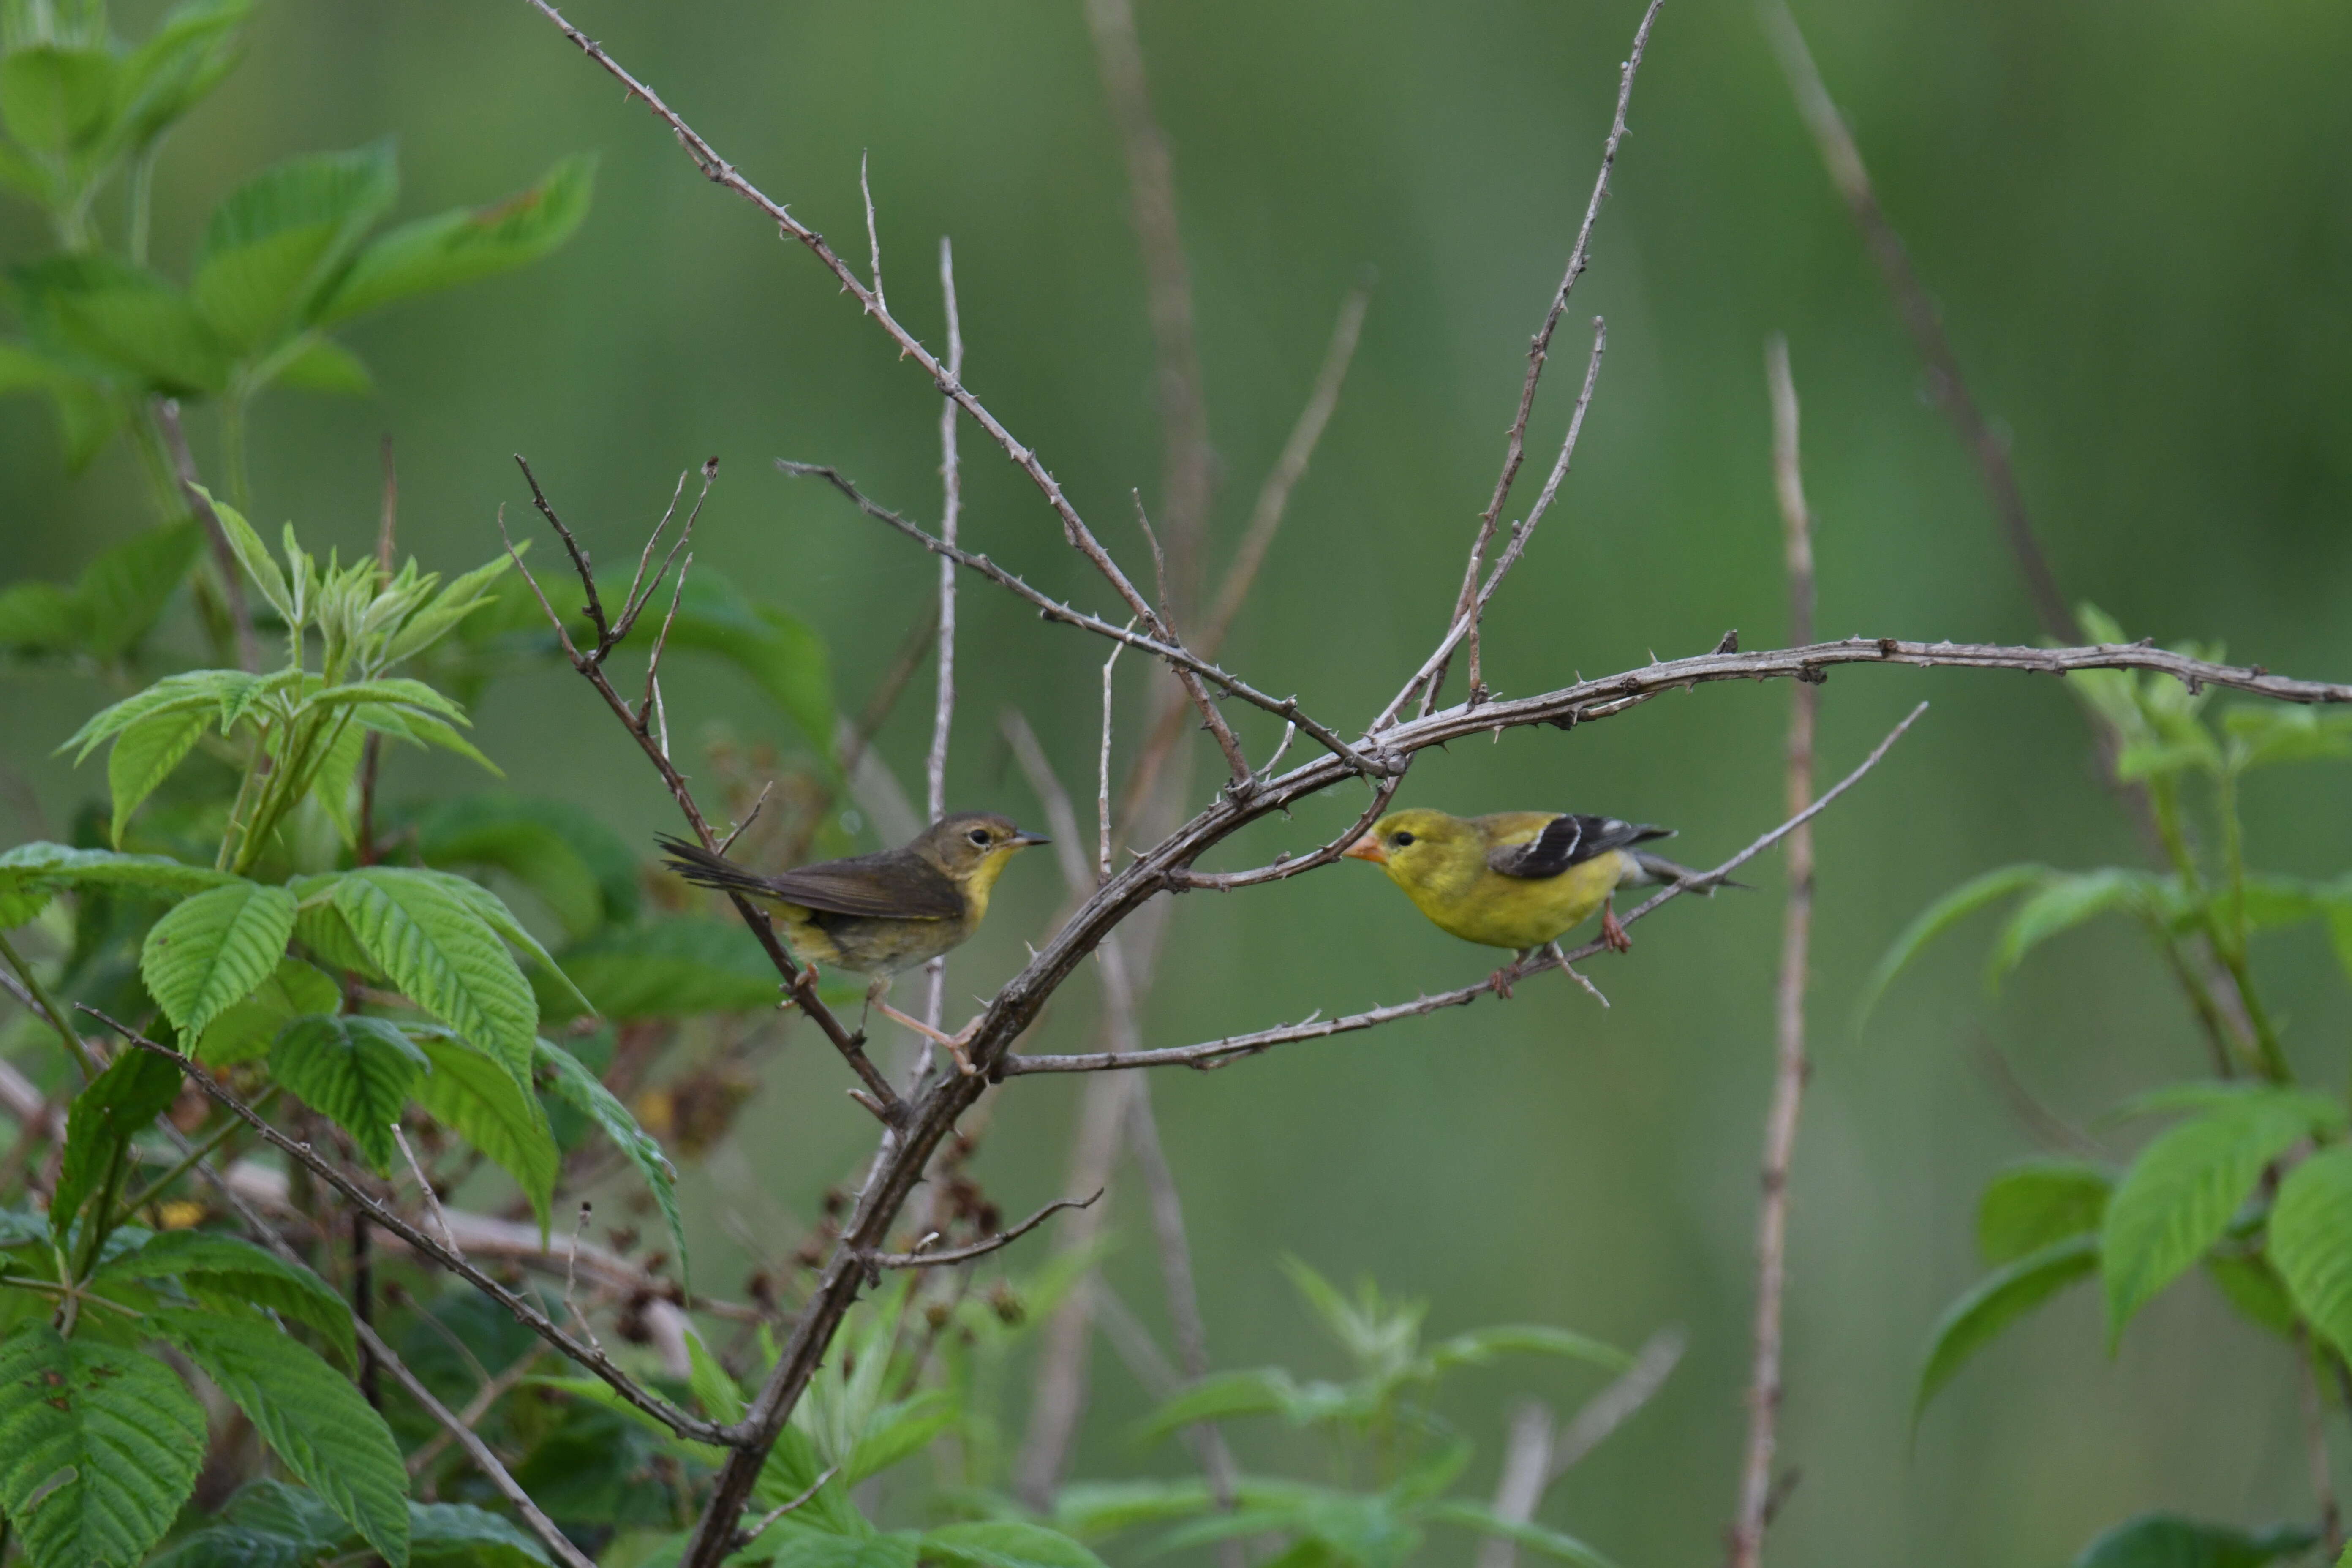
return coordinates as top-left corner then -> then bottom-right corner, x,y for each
1391,831 -> 1416,847
967,828 -> 991,847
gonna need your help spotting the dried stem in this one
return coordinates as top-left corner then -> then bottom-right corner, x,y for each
1758,0 -> 2073,642
1421,0 -> 1666,714
1728,335 -> 1817,1568
861,1190 -> 1101,1271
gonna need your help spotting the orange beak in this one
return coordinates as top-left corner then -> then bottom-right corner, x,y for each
1341,832 -> 1387,865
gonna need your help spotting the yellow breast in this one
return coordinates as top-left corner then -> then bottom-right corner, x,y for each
1397,850 -> 1624,951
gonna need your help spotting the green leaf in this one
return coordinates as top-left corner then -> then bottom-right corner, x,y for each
410,1031 -> 556,1235
0,44 -> 116,153
0,843 -> 233,932
193,142 -> 397,352
111,0 -> 251,153
52,1046 -> 185,1226
76,521 -> 203,659
331,868 -> 539,1088
1423,1323 -> 1629,1374
406,869 -> 591,1018
681,1326 -> 744,1424
539,918 -> 776,1022
2070,1514 -> 2316,1568
2102,1092 -> 2332,1342
316,154 -> 595,326
2205,1250 -> 2298,1341
354,704 -> 501,775
148,1477 -> 349,1568
141,880 -> 298,1043
536,1038 -> 686,1287
94,1230 -> 354,1369
408,1501 -> 552,1568
2269,1146 -> 2352,1363
270,1014 -> 428,1174
0,1325 -> 205,1568
765,1535 -> 919,1568
1988,868 -> 2171,984
61,667 -> 259,760
106,708 -> 207,846
1913,1234 -> 2099,1426
8,256 -> 229,395
193,490 -> 294,624
299,676 -> 470,726
2224,705 -> 2352,773
657,575 -> 835,758
195,956 -> 338,1064
270,335 -> 372,395
1423,1501 -> 1618,1568
1051,1480 -> 1216,1539
1854,863 -> 2047,1029
410,794 -> 639,939
0,579 -> 83,653
1976,1160 -> 2113,1266
1136,1369 -> 1305,1441
378,550 -> 522,668
153,1309 -> 409,1566
920,1522 -> 1109,1568
841,1390 -> 954,1486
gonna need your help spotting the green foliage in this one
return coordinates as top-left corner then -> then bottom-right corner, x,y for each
94,1229 -> 355,1367
270,1013 -> 430,1173
410,1030 -> 558,1233
1913,1235 -> 2099,1426
0,1323 -> 207,1568
1975,1160 -> 2112,1265
0,519 -> 198,664
2068,1514 -> 2317,1568
536,1036 -> 687,1286
538,917 -> 777,1021
139,878 -> 297,1040
325,867 -> 540,1088
2266,1147 -> 2352,1363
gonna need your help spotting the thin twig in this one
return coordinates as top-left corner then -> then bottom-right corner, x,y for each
152,397 -> 260,673
1100,638 -> 1127,884
1758,0 -> 2072,642
1009,703 -> 1925,1075
923,234 -> 968,1052
1421,0 -> 1666,714
392,1122 -> 464,1261
862,1191 -> 1101,1270
87,1009 -> 726,1446
1551,1325 -> 1686,1475
1729,335 -> 1816,1568
736,1464 -> 840,1550
406,1348 -> 547,1477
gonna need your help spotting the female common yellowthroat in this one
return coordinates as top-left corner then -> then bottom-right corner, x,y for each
661,812 -> 1047,1054
1343,808 -> 1725,989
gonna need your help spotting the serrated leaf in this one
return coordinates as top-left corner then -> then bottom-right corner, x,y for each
149,1475 -> 346,1568
1423,1501 -> 1617,1568
539,918 -> 776,1022
410,794 -> 638,939
1913,1234 -> 2098,1426
61,668 -> 259,761
316,154 -> 595,326
410,1032 -> 555,1235
2102,1092 -> 2330,1342
53,1046 -> 185,1227
9,256 -> 229,395
355,704 -> 501,775
1976,1160 -> 2113,1266
195,955 -> 338,1064
153,1309 -> 409,1566
537,1038 -> 685,1287
192,489 -> 294,624
141,880 -> 297,1043
270,1014 -> 427,1174
378,550 -> 521,667
1854,863 -> 2048,1030
106,708 -> 207,846
0,1326 -> 205,1568
306,715 -> 368,844
111,0 -> 250,153
920,1521 -> 1108,1568
76,521 -> 202,659
842,1390 -> 953,1486
2070,1514 -> 2316,1568
193,142 -> 397,352
95,1230 -> 354,1368
416,870 -> 591,1020
1989,868 -> 2170,984
408,1501 -> 551,1567
2268,1146 -> 2352,1364
300,675 -> 469,725
331,868 -> 538,1087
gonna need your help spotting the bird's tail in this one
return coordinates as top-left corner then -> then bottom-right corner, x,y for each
658,834 -> 774,899
1629,851 -> 1749,896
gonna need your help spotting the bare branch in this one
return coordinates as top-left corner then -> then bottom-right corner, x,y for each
1729,335 -> 1817,1568
1552,1325 -> 1686,1475
87,1009 -> 727,1446
737,1465 -> 840,1551
406,1348 -> 546,1478
1008,702 -> 1925,1076
776,460 -> 1383,777
1759,0 -> 2073,642
1421,0 -> 1666,714
1100,637 -> 1126,885
152,397 -> 261,673
921,234 -> 969,1050
861,1190 -> 1102,1271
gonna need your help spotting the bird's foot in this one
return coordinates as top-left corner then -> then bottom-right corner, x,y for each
1490,961 -> 1519,1001
1600,903 -> 1633,954
874,1002 -> 985,1076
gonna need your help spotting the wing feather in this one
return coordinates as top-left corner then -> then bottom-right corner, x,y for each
1485,814 -> 1673,880
659,836 -> 963,919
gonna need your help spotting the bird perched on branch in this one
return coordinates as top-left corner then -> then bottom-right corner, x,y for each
1343,808 -> 1731,996
660,811 -> 1048,1070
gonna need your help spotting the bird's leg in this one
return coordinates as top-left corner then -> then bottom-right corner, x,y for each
1600,899 -> 1633,954
1490,950 -> 1528,1001
872,1001 -> 985,1077
1545,941 -> 1610,1008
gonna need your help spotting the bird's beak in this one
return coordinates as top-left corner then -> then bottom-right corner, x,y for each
1341,832 -> 1386,865
1010,828 -> 1052,848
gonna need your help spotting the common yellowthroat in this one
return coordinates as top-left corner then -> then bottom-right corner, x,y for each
661,811 -> 1047,1059
1343,808 -> 1726,992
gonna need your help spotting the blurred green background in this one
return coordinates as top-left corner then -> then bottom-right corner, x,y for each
5,0 -> 2352,1563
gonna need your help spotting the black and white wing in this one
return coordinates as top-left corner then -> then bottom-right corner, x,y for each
1485,814 -> 1674,880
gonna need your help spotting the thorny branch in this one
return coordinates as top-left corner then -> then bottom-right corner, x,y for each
860,1190 -> 1102,1272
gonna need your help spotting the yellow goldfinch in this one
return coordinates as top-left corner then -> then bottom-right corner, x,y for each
660,812 -> 1047,1059
1343,808 -> 1724,991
